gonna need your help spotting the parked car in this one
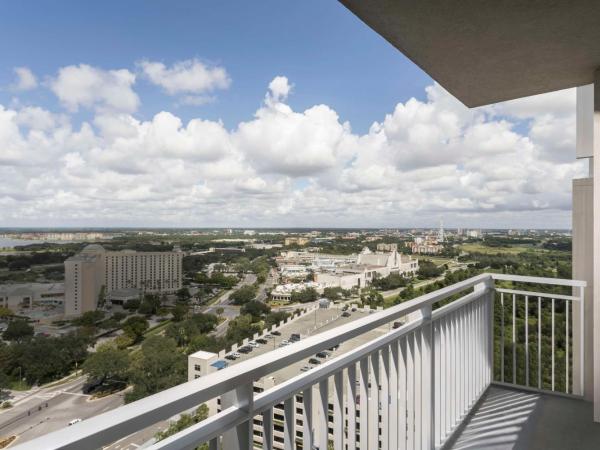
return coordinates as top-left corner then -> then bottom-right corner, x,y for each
280,339 -> 290,346
238,346 -> 252,354
342,305 -> 349,311
393,321 -> 403,329
231,352 -> 241,358
316,351 -> 331,359
68,418 -> 82,426
256,338 -> 268,344
225,354 -> 237,361
263,334 -> 272,339
308,358 -> 321,365
342,311 -> 351,317
328,344 -> 340,351
289,333 -> 301,342
351,307 -> 357,312
272,330 -> 281,336
248,341 -> 260,348
300,366 -> 312,372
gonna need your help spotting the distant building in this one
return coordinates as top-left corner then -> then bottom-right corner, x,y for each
410,241 -> 443,254
0,283 -> 64,309
376,243 -> 398,252
64,244 -> 182,316
283,237 -> 310,246
270,281 -> 321,302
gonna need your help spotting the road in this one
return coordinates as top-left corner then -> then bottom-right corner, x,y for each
0,375 -> 125,447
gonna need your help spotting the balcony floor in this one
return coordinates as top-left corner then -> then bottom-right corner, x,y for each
446,385 -> 600,450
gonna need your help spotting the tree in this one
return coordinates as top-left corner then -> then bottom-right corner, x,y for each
323,287 -> 342,301
230,285 -> 257,305
290,287 -> 319,303
240,300 -> 270,318
0,371 -> 9,396
3,320 -> 34,342
138,294 -> 161,316
165,313 -> 218,347
215,307 -> 224,317
72,310 -> 105,327
155,405 -> 209,442
176,288 -> 191,303
124,298 -> 141,311
225,315 -> 261,345
82,343 -> 129,384
417,260 -> 444,279
0,307 -> 13,319
122,316 -> 149,342
171,303 -> 189,322
126,336 -> 186,402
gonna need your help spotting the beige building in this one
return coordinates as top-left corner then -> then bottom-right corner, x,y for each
64,244 -> 183,316
283,236 -> 310,246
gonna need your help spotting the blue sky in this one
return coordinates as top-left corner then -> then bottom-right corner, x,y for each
0,0 -> 430,133
0,1 -> 582,228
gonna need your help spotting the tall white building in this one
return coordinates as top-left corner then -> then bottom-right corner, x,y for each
64,244 -> 183,316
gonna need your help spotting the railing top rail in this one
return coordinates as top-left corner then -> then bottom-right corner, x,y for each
496,287 -> 581,302
492,273 -> 586,288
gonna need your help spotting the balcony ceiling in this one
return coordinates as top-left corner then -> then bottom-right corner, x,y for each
339,0 -> 600,107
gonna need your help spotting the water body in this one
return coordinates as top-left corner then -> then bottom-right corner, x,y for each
0,237 -> 53,248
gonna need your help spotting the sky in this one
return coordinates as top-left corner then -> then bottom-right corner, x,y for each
0,1 -> 586,229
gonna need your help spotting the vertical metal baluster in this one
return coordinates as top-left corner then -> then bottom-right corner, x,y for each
399,337 -> 407,450
538,297 -> 542,389
359,358 -> 369,450
512,293 -> 516,385
389,341 -> 399,450
552,298 -> 555,391
369,351 -> 380,450
414,331 -> 422,449
406,333 -> 415,450
579,286 -> 585,396
380,346 -> 390,450
333,371 -> 344,450
283,397 -> 295,450
501,292 -> 504,383
434,319 -> 441,447
318,379 -> 329,450
525,295 -> 529,387
209,437 -> 218,450
566,300 -> 570,394
303,387 -> 313,450
346,364 -> 357,450
262,408 -> 273,450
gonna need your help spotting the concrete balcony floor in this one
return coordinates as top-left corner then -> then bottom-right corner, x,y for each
446,386 -> 600,450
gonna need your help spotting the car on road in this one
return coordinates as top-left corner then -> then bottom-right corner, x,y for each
316,351 -> 331,359
272,330 -> 281,336
342,311 -> 351,317
68,418 -> 83,426
308,358 -> 321,365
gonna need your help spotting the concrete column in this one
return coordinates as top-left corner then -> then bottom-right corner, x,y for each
594,72 -> 600,422
573,177 -> 593,400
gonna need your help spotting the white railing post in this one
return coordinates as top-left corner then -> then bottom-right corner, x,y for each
420,303 -> 433,450
221,384 -> 254,450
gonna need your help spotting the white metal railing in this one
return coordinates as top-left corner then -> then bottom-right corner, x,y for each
11,273 -> 585,450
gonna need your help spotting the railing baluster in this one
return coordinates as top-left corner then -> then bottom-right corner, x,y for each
380,346 -> 390,450
414,331 -> 422,449
399,337 -> 407,450
566,300 -> 570,394
525,295 -> 529,387
283,397 -> 295,450
406,333 -> 415,450
346,364 -> 357,450
333,371 -> 344,450
369,350 -> 380,450
512,293 -> 516,385
389,341 -> 399,450
552,298 -> 555,391
440,317 -> 447,439
209,437 -> 218,450
359,358 -> 369,450
262,408 -> 273,450
538,296 -> 542,389
303,387 -> 313,450
318,379 -> 329,450
433,319 -> 441,447
500,292 -> 504,383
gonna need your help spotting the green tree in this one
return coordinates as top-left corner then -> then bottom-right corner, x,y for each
3,320 -> 34,342
72,310 -> 105,327
323,287 -> 342,300
122,316 -> 149,342
240,300 -> 270,318
155,405 -> 209,442
290,287 -> 319,303
230,285 -> 257,305
0,306 -> 14,319
124,298 -> 141,311
126,336 -> 186,402
82,343 -> 129,384
176,288 -> 191,303
225,315 -> 261,345
138,294 -> 161,316
171,303 -> 189,322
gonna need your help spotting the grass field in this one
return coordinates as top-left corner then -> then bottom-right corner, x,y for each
459,243 -> 539,255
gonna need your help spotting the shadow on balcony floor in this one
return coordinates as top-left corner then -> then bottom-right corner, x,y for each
446,385 -> 600,450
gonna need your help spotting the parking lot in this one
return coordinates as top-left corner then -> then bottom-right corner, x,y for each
226,306 -> 391,386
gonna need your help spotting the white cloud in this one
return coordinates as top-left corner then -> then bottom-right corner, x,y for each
49,64 -> 139,113
0,73 -> 585,228
138,59 -> 230,97
12,67 -> 38,91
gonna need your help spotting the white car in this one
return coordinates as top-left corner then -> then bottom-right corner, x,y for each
248,341 -> 260,348
280,340 -> 290,346
68,418 -> 82,426
232,352 -> 241,358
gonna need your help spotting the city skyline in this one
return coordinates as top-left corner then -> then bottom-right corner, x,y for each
0,1 -> 585,229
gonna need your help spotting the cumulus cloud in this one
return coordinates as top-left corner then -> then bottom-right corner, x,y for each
49,64 -> 139,113
12,67 -> 38,91
138,59 -> 230,102
0,72 -> 584,228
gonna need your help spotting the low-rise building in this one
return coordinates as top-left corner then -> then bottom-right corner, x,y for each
0,282 -> 65,309
283,236 -> 310,246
